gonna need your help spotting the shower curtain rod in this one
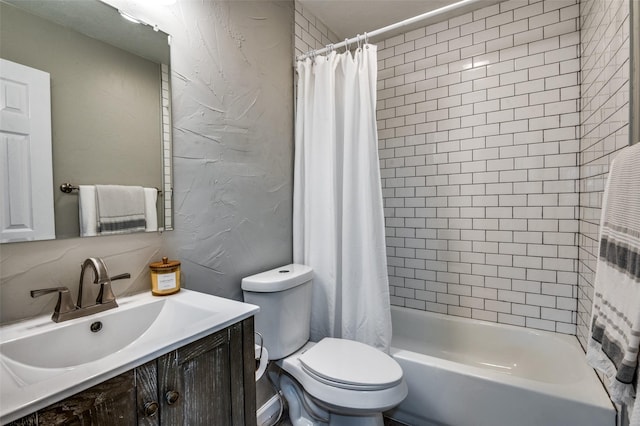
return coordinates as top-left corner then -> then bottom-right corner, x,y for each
297,0 -> 480,61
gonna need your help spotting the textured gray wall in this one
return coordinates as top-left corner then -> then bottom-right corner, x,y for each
157,0 -> 295,301
0,0 -> 294,323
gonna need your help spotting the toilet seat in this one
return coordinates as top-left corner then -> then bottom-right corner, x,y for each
298,338 -> 403,391
278,340 -> 408,413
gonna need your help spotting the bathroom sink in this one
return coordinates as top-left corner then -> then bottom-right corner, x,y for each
0,289 -> 259,423
1,298 -> 165,369
2,297 -> 218,370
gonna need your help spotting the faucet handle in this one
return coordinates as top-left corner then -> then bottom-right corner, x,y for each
30,287 -> 76,322
96,272 -> 129,305
109,273 -> 131,281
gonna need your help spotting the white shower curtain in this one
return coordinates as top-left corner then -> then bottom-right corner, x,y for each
293,44 -> 392,352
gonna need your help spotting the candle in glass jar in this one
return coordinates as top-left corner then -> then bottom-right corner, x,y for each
149,257 -> 181,296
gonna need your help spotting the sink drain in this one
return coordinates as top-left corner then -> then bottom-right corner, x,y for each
90,321 -> 103,333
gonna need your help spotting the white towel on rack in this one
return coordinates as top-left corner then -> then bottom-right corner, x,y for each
78,185 -> 97,237
144,187 -> 158,232
95,185 -> 146,235
587,143 -> 640,422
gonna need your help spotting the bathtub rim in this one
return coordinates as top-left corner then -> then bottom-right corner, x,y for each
389,304 -> 615,411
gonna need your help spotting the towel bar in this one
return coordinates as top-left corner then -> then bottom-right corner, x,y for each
60,182 -> 162,195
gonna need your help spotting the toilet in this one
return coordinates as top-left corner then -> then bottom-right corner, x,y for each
242,264 -> 407,426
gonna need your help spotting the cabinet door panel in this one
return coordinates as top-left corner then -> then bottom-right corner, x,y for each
136,360 -> 159,426
37,371 -> 137,425
158,329 -> 231,426
230,318 -> 256,426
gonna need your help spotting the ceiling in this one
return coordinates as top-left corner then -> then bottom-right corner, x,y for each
298,0 -> 502,42
2,0 -> 169,63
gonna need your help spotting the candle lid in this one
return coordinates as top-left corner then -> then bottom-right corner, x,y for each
150,256 -> 181,269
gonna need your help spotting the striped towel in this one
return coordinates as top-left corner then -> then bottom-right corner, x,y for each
587,143 -> 640,424
95,185 -> 146,235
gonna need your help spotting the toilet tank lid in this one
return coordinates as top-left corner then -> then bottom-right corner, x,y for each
241,264 -> 313,292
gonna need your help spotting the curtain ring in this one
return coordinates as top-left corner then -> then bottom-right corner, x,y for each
364,32 -> 369,48
325,44 -> 333,61
356,34 -> 361,50
344,38 -> 350,53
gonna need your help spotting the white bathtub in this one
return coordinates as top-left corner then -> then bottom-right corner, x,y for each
386,306 -> 616,426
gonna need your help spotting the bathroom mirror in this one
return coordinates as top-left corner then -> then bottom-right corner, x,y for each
0,0 -> 172,242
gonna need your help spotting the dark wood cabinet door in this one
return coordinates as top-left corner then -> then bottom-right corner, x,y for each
158,328 -> 232,426
37,371 -> 137,425
231,318 -> 257,426
135,360 -> 159,426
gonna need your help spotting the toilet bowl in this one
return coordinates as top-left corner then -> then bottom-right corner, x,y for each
242,264 -> 407,426
281,339 -> 407,411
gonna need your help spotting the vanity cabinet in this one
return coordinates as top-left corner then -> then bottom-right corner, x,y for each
9,371 -> 139,426
8,318 -> 256,426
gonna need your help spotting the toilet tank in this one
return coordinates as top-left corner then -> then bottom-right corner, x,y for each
241,264 -> 313,360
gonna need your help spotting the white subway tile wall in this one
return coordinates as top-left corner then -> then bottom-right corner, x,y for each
377,0 -> 582,334
577,0 -> 629,348
294,2 -> 339,58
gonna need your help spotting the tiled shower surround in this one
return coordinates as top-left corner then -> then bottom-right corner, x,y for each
577,0 -> 629,347
378,0 -> 583,334
292,0 -> 630,338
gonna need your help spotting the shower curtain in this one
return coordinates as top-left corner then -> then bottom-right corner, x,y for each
293,44 -> 392,352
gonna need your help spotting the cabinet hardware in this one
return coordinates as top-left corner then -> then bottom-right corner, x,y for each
165,390 -> 180,405
143,401 -> 159,417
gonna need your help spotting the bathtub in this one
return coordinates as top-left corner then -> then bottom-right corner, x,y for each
386,306 -> 616,426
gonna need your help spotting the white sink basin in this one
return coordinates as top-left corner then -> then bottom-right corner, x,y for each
2,299 -> 164,369
1,296 -> 219,370
0,289 -> 258,424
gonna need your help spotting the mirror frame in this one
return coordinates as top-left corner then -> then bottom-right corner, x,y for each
631,0 -> 639,146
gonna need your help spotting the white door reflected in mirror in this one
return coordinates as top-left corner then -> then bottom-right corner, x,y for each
0,58 -> 55,243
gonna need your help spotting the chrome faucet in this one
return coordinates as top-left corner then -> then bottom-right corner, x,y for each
31,257 -> 130,322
